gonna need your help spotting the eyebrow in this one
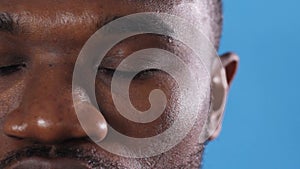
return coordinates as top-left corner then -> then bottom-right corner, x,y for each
0,11 -> 172,38
0,12 -> 14,32
0,11 -> 125,35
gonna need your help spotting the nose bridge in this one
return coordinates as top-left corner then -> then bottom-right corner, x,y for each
25,66 -> 72,114
3,66 -> 86,143
24,64 -> 74,118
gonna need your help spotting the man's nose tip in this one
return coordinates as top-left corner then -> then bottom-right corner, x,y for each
3,108 -> 88,144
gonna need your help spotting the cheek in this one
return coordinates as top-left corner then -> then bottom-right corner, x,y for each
0,78 -> 25,159
0,78 -> 25,118
95,70 -> 183,138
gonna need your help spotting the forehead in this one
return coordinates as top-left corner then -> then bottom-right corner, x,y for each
0,0 -> 210,41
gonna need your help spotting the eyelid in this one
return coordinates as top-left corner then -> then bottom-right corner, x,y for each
0,62 -> 26,68
0,54 -> 27,67
99,55 -> 163,73
98,66 -> 161,79
98,56 -> 123,71
0,63 -> 26,76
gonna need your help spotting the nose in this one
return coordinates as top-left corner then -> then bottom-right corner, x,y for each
3,65 -> 107,144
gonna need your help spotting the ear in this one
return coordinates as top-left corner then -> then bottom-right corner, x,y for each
220,52 -> 239,86
208,52 -> 239,140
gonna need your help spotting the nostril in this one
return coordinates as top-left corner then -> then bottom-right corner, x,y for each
2,85 -> 103,144
5,134 -> 24,141
3,110 -> 88,144
3,111 -> 27,139
74,101 -> 108,143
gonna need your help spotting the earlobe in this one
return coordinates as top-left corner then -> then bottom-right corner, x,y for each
206,52 -> 239,141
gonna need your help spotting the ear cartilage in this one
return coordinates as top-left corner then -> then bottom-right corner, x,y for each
199,62 -> 228,143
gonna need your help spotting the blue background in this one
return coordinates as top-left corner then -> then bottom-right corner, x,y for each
204,0 -> 300,169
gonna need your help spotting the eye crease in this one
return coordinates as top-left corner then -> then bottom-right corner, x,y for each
98,65 -> 161,79
0,63 -> 26,76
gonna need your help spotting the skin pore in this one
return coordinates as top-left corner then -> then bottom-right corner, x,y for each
0,0 -> 238,169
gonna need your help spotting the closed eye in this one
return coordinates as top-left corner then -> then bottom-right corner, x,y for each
0,63 -> 26,76
98,66 -> 161,80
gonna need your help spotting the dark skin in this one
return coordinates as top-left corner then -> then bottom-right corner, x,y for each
0,0 -> 239,168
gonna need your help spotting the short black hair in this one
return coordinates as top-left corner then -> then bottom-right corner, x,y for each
208,0 -> 223,49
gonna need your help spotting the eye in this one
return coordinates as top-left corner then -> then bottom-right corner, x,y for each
0,63 -> 26,76
97,67 -> 134,80
98,67 -> 115,76
98,66 -> 161,80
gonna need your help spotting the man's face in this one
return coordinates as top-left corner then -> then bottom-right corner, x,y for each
0,0 -> 233,168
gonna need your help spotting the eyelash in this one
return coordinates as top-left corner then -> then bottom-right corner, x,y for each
0,64 -> 26,76
98,67 -> 160,79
